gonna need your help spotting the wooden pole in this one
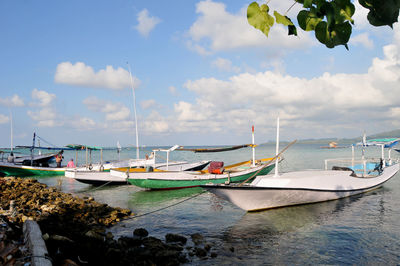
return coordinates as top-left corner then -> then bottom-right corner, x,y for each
238,139 -> 297,186
23,220 -> 52,266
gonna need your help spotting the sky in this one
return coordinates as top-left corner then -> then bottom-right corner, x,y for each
0,0 -> 399,148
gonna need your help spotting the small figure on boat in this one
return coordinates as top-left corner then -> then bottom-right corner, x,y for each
55,150 -> 64,168
329,141 -> 338,148
67,158 -> 75,168
7,152 -> 14,163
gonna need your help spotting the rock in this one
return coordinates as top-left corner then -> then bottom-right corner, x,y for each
42,233 -> 49,240
133,228 -> 148,238
194,247 -> 207,257
105,231 -> 114,240
84,230 -> 104,241
60,258 -> 79,265
117,236 -> 142,248
0,177 -> 216,265
51,234 -> 74,243
165,233 -> 187,245
191,233 -> 204,245
142,236 -> 165,250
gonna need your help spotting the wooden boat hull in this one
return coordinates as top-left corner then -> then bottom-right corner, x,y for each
125,163 -> 276,190
0,162 -> 65,177
70,171 -> 128,186
202,163 -> 399,211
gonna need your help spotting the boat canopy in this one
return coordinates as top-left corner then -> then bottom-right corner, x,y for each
353,138 -> 400,148
177,144 -> 252,153
65,144 -> 117,150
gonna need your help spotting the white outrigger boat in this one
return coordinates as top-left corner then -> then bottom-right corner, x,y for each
66,145 -> 210,185
202,118 -> 400,212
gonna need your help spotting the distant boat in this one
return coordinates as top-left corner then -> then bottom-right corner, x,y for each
202,120 -> 400,212
320,141 -> 347,149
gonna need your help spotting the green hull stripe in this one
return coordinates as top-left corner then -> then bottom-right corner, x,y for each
127,164 -> 275,189
0,165 -> 65,177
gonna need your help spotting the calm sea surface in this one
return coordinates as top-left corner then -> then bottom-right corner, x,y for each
35,143 -> 400,265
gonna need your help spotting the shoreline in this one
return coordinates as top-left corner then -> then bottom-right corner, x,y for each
0,177 -> 217,265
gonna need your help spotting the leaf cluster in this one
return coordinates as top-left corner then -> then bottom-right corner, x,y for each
247,0 -> 400,49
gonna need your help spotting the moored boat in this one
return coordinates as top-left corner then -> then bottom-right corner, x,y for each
202,119 -> 400,212
119,157 -> 278,190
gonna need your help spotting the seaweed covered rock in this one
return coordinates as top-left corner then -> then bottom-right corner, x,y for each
0,177 -> 217,265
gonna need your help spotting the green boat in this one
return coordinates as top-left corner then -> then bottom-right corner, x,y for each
115,157 -> 278,190
0,162 -> 66,177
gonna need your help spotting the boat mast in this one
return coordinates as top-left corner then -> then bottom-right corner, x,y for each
274,117 -> 280,177
127,62 -> 140,160
252,125 -> 255,167
31,132 -> 36,166
9,110 -> 13,153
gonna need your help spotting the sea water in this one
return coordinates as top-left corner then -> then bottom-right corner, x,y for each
35,143 -> 400,265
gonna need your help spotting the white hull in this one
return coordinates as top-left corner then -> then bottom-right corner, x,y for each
65,157 -> 156,178
67,160 -> 209,186
67,171 -> 128,185
204,163 -> 399,211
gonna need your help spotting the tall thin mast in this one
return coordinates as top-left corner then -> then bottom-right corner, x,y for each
127,62 -> 139,160
252,125 -> 255,167
9,110 -> 13,153
274,117 -> 280,177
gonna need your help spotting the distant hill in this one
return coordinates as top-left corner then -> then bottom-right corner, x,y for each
367,129 -> 400,139
260,129 -> 400,145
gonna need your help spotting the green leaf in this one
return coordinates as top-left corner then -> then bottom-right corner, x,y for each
332,0 -> 355,24
359,0 -> 399,28
315,21 -> 352,48
274,11 -> 297,36
274,11 -> 293,26
297,10 -> 322,31
288,25 -> 298,36
303,0 -> 313,8
247,2 -> 275,37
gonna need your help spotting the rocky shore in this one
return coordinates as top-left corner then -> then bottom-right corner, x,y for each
0,177 -> 217,265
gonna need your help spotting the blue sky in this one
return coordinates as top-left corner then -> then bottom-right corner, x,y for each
0,0 -> 399,148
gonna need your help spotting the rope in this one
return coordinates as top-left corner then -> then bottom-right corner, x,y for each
77,180 -> 118,193
18,255 -> 53,262
124,190 -> 207,220
35,135 -> 58,148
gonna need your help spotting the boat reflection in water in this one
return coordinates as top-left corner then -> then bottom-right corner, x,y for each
128,187 -> 204,210
211,189 -> 389,265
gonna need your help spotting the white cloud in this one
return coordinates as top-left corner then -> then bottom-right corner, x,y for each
141,111 -> 169,133
169,86 -> 178,96
27,89 -> 59,127
148,31 -> 400,139
212,57 -> 240,72
141,99 -> 156,109
350,33 -> 374,49
31,88 -> 56,107
174,101 -> 207,121
55,62 -> 140,90
83,96 -> 130,121
187,0 -> 313,54
0,114 -> 9,124
134,9 -> 161,37
0,94 -> 24,107
352,1 -> 372,30
66,116 -> 98,131
27,107 -> 59,127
